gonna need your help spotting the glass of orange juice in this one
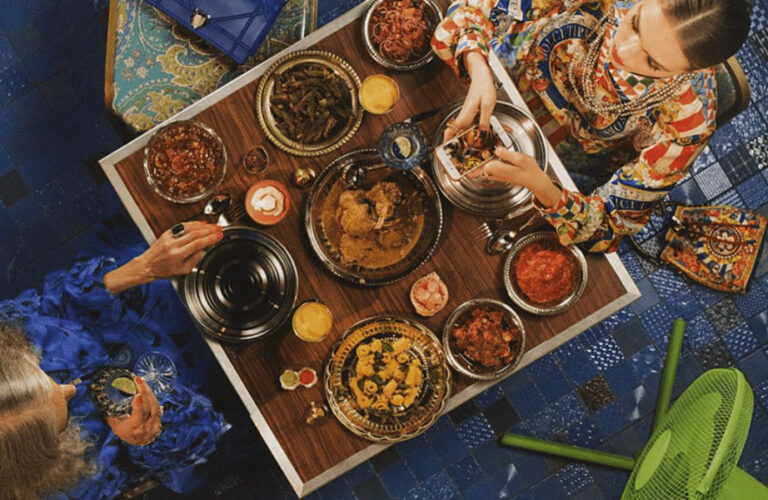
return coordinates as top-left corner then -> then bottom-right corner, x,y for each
292,299 -> 334,342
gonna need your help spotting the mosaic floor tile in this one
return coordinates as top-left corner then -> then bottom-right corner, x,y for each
551,393 -> 587,427
555,463 -> 594,496
695,338 -> 735,370
723,324 -> 759,359
354,475 -> 389,499
446,455 -> 482,491
462,481 -> 495,500
731,109 -> 768,144
592,401 -> 630,438
712,187 -> 747,209
576,375 -> 614,415
619,249 -> 646,282
551,336 -> 582,364
755,380 -> 768,413
611,318 -> 652,358
733,284 -> 768,319
471,441 -> 513,477
506,382 -> 546,420
629,344 -> 664,382
663,289 -> 702,323
747,311 -> 768,346
585,336 -> 625,372
317,475 -> 356,500
519,406 -> 565,439
648,266 -> 687,300
472,384 -> 505,409
405,447 -> 442,481
420,470 -> 458,500
448,400 -> 479,426
342,462 -> 374,489
379,461 -> 416,498
739,349 -> 768,392
560,349 -> 599,387
738,43 -> 768,101
566,418 -> 602,448
456,413 -> 495,449
594,468 -> 630,499
684,313 -> 718,351
0,168 -> 28,206
482,397 -> 521,434
706,122 -> 740,159
602,362 -> 641,398
705,298 -> 746,335
747,134 -> 768,170
629,277 -> 659,315
737,172 -> 768,210
528,356 -> 570,403
523,476 -> 570,500
371,446 -> 401,472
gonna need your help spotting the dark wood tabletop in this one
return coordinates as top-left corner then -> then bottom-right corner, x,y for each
106,9 -> 635,496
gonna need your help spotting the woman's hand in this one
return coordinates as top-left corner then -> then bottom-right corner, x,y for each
468,148 -> 563,207
104,221 -> 223,294
106,376 -> 163,447
444,51 -> 497,142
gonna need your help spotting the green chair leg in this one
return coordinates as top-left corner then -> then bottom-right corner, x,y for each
500,433 -> 635,470
653,318 -> 686,434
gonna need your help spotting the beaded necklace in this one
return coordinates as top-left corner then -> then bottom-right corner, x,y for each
566,11 -> 693,119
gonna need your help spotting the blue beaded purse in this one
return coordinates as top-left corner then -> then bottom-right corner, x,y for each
145,0 -> 287,63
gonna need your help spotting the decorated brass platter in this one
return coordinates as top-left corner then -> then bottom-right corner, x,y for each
305,149 -> 442,286
324,315 -> 451,442
255,50 -> 363,156
431,101 -> 549,216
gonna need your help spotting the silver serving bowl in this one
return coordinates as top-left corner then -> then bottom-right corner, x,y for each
431,101 -> 549,217
143,120 -> 227,204
182,226 -> 298,342
443,299 -> 526,380
503,231 -> 588,316
362,0 -> 443,71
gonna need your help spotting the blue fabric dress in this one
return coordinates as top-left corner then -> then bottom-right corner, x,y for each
0,247 -> 231,499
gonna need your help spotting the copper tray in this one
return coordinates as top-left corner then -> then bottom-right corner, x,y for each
324,315 -> 451,442
255,49 -> 364,156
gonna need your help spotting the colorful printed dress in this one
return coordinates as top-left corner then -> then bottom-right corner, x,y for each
0,250 -> 230,499
432,0 -> 716,252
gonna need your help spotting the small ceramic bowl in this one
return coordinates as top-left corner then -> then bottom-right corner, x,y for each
245,180 -> 290,225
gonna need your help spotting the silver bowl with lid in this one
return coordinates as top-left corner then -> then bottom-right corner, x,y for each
362,0 -> 443,71
182,226 -> 298,342
503,231 -> 588,316
431,101 -> 549,217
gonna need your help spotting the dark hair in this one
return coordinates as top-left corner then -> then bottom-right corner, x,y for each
662,0 -> 751,69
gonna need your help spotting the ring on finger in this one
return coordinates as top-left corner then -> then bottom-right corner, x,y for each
171,223 -> 185,238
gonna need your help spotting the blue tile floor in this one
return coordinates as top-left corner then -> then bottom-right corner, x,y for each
1,0 -> 768,498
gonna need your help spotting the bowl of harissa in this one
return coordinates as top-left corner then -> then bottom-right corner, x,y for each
362,0 -> 443,71
503,231 -> 588,316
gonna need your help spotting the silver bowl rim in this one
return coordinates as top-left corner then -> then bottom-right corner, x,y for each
143,119 -> 228,204
442,298 -> 526,381
502,231 -> 588,316
362,0 -> 443,72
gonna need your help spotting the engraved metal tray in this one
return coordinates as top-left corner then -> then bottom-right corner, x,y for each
324,315 -> 451,442
305,148 -> 443,286
431,101 -> 549,216
255,49 -> 364,156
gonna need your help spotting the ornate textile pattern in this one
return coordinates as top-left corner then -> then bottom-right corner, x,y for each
660,206 -> 767,293
431,0 -> 719,252
109,0 -> 317,132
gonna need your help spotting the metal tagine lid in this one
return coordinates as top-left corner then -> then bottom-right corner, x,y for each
431,101 -> 549,217
183,226 -> 298,342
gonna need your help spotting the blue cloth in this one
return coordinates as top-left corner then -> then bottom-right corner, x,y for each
0,252 -> 230,499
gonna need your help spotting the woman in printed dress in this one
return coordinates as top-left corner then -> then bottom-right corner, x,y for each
431,0 -> 751,252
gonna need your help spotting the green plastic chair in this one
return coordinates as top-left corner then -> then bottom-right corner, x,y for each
501,319 -> 768,499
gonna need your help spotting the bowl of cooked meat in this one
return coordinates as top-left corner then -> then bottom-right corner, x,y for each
143,120 -> 227,204
443,299 -> 525,380
362,0 -> 442,71
503,231 -> 588,315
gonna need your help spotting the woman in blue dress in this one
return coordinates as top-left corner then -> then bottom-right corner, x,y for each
0,221 -> 232,499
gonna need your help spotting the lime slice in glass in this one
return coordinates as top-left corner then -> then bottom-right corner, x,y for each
111,377 -> 137,396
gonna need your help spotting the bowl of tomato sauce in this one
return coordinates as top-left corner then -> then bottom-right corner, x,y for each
503,231 -> 588,316
143,120 -> 227,204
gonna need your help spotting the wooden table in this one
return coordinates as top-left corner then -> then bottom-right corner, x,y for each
100,2 -> 640,496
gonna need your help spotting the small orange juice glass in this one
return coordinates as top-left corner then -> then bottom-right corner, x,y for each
292,299 -> 334,342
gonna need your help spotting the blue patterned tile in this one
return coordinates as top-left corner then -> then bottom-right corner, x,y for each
738,349 -> 768,389
456,413 -> 494,449
0,62 -> 30,100
695,338 -> 735,370
518,406 -> 565,439
471,440 -> 512,476
566,418 -> 602,448
528,356 -> 570,403
718,147 -> 754,194
738,43 -> 768,101
561,349 -> 598,387
629,344 -> 664,381
603,425 -> 644,456
668,177 -> 707,205
684,314 -> 718,351
755,379 -> 768,413
723,324 -> 759,359
396,434 -> 428,457
692,145 -> 716,173
555,463 -> 594,496
426,422 -> 469,466
405,446 -> 442,481
551,393 -> 587,426
488,463 -> 528,497
630,277 -> 659,315
705,298 -> 745,335
551,336 -> 582,364
663,289 -> 702,322
472,384 -> 505,409
523,477 -> 570,500
354,475 -> 389,500
446,455 -> 482,491
506,382 -> 546,420
707,122 -> 740,158
737,173 -> 768,210
712,188 -> 746,209
585,336 -> 624,372
462,481 -> 494,500
379,461 -> 415,498
731,106 -> 768,142
747,135 -> 768,171
747,310 -> 768,346
640,303 -> 675,344
734,284 -> 768,319
602,361 -> 641,396
594,468 -> 630,499
421,471 -> 458,500
619,249 -> 646,282
671,354 -> 704,399
694,162 -> 731,199
648,267 -> 687,300
691,282 -> 727,308
597,307 -> 636,333
592,401 -> 630,438
318,475 -> 356,500
482,398 -> 520,434
611,318 -> 652,358
750,7 -> 768,36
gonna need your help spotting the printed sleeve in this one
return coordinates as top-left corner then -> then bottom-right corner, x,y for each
431,0 -> 498,80
536,81 -> 716,252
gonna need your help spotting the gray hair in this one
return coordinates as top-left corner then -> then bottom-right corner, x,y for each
0,323 -> 94,500
663,0 -> 751,69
